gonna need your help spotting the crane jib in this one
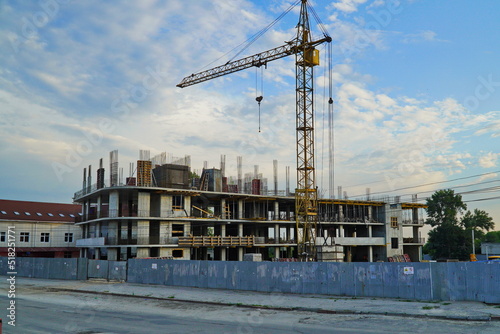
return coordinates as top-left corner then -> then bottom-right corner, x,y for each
176,37 -> 331,88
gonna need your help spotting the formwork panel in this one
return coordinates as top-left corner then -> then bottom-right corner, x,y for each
77,258 -> 88,280
483,263 -> 500,304
108,261 -> 127,281
397,263 -> 415,299
364,263 -> 385,298
430,263 -> 449,301
464,262 -> 480,301
447,262 -> 467,301
197,260 -> 209,288
288,262 -> 305,294
339,263 -> 356,297
88,259 -> 109,279
413,263 -> 432,301
382,263 -> 399,298
326,263 -> 343,296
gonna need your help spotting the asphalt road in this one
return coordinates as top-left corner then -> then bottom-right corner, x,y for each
1,287 -> 499,334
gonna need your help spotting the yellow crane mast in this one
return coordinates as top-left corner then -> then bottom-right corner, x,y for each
177,0 -> 331,261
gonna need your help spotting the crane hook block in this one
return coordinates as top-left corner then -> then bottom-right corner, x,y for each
256,96 -> 263,103
328,97 -> 333,104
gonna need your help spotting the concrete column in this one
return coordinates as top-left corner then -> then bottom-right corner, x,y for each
275,224 -> 280,243
84,200 -> 90,220
368,206 -> 372,221
164,195 -> 173,216
368,246 -> 373,262
412,208 -> 419,223
339,225 -> 344,237
159,248 -> 171,258
238,200 -> 244,219
368,225 -> 372,238
96,222 -> 101,238
136,248 -> 149,258
184,196 -> 191,216
109,190 -> 119,217
94,247 -> 100,259
97,195 -> 102,218
108,221 -> 118,245
108,248 -> 118,261
159,221 -> 170,244
221,199 -> 226,219
274,201 -> 279,220
238,223 -> 244,261
339,205 -> 344,221
220,224 -> 227,261
137,220 -> 150,244
138,192 -> 150,217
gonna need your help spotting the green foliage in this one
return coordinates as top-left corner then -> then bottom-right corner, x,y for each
423,189 -> 494,261
426,224 -> 469,260
483,231 -> 500,243
425,189 -> 467,227
461,209 -> 495,232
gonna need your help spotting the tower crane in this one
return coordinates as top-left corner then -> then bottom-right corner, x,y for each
177,0 -> 332,261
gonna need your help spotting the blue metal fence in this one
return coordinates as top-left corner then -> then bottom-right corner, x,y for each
1,257 -> 499,302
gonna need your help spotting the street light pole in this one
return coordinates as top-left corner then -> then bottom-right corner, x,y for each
472,228 -> 475,255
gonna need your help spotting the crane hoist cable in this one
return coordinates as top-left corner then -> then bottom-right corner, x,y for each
255,66 -> 264,132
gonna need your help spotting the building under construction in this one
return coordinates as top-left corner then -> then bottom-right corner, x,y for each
74,150 -> 426,262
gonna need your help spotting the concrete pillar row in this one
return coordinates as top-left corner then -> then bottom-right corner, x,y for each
274,224 -> 280,244
238,200 -> 244,219
221,199 -> 226,219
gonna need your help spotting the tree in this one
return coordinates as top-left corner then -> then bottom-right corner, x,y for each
425,189 -> 467,227
424,189 -> 468,260
461,209 -> 495,252
482,230 -> 500,243
423,189 -> 496,260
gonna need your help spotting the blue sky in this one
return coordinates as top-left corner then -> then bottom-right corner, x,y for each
0,0 -> 499,230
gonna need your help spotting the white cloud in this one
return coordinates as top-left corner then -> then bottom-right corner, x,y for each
402,30 -> 450,44
332,0 -> 369,13
479,152 -> 498,168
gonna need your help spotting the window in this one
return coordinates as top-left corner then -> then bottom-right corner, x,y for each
1,210 -> 7,214
172,249 -> 184,258
173,196 -> 184,209
59,213 -> 65,217
390,217 -> 398,228
64,233 -> 74,242
36,213 -> 42,216
172,224 -> 184,237
0,232 -> 5,242
69,214 -> 75,218
40,233 -> 50,243
20,232 -> 30,242
391,237 -> 399,249
63,251 -> 72,258
25,212 -> 31,216
47,213 -> 54,217
14,211 -> 20,215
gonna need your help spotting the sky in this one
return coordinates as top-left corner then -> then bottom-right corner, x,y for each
0,0 -> 499,230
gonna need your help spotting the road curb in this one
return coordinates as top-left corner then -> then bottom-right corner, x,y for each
46,287 -> 495,322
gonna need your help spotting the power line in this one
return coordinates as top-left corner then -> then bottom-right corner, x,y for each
349,170 -> 500,198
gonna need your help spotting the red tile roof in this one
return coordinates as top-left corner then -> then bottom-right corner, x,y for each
0,199 -> 81,222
